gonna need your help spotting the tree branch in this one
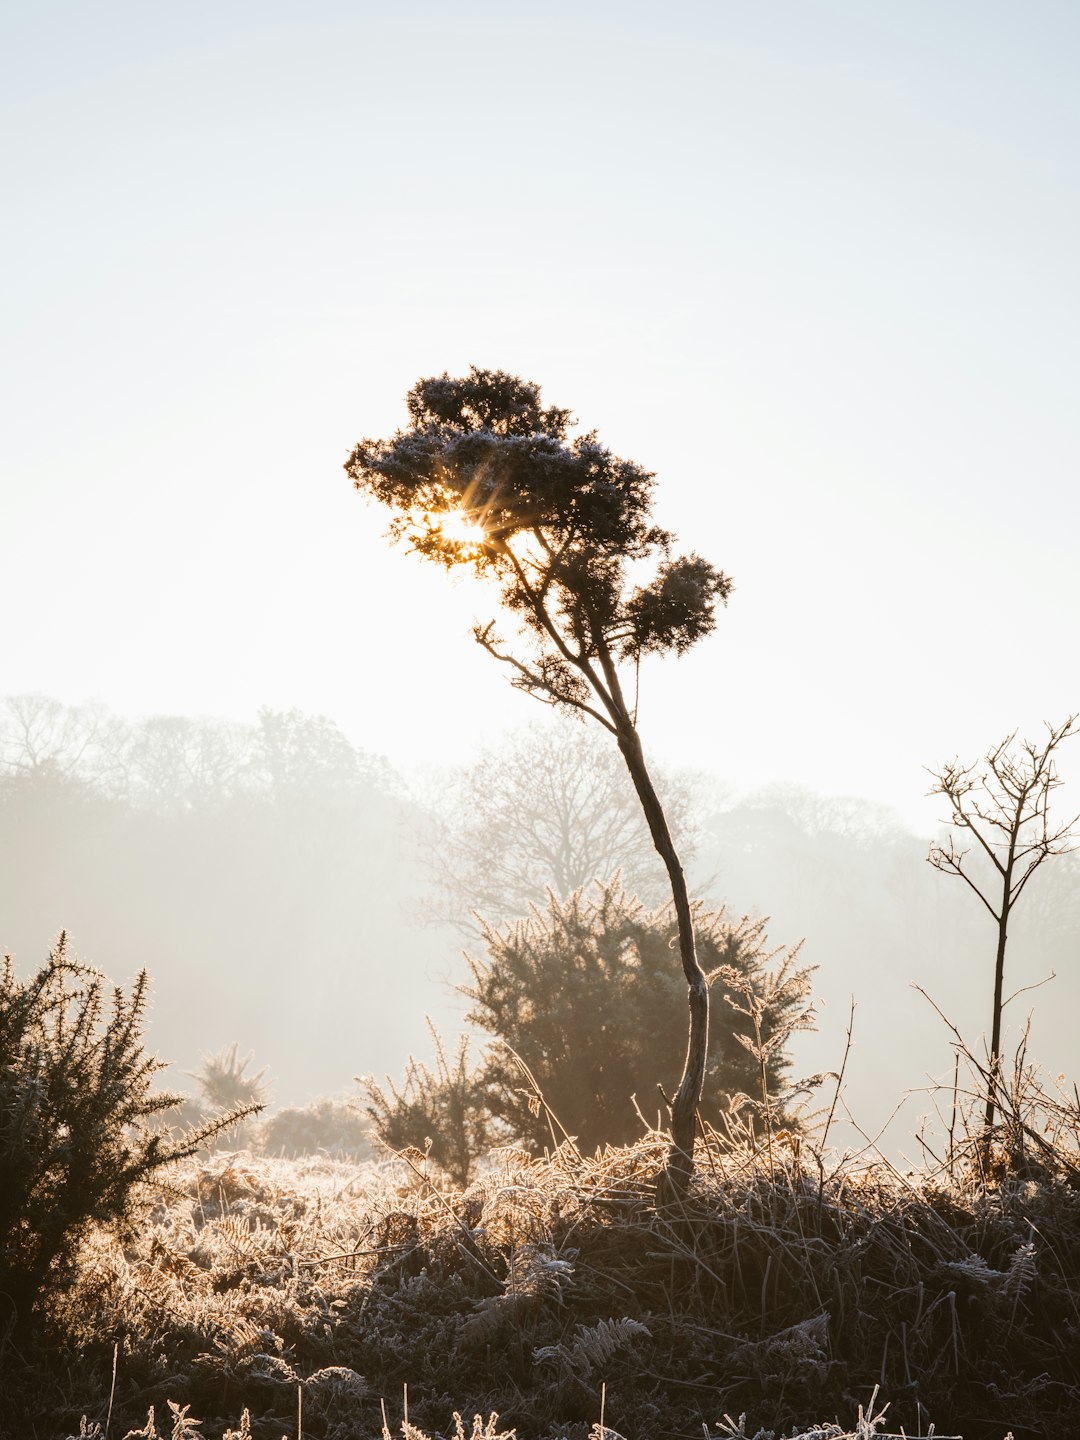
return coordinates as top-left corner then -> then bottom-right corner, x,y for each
473,624 -> 616,733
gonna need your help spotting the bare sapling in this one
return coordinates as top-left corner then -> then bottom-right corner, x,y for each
927,715 -> 1079,1153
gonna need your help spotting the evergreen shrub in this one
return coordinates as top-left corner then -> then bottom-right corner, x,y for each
462,879 -> 815,1155
0,934 -> 258,1347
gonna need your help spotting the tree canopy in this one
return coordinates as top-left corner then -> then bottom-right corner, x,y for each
346,367 -> 731,727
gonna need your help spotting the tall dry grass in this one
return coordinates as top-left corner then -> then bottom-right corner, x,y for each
2,1040 -> 1074,1440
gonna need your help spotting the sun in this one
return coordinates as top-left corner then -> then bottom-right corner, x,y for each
437,509 -> 487,552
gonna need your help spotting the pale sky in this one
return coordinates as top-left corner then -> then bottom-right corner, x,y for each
5,0 -> 1079,833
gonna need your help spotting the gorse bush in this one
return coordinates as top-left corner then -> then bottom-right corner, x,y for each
257,1095 -> 373,1160
184,1042 -> 270,1149
190,1042 -> 270,1113
462,879 -> 815,1155
362,1021 -> 496,1186
0,935 -> 260,1348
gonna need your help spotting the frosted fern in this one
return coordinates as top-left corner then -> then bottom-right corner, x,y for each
533,1315 -> 652,1378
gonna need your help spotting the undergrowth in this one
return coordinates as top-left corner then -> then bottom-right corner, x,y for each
4,1050 -> 1078,1440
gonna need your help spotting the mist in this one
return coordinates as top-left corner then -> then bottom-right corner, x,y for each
4,692 -> 1075,1154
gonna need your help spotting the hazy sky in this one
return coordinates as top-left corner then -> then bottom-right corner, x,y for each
5,1 -> 1079,831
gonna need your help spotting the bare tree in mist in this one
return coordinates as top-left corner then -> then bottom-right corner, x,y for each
0,694 -> 129,797
0,694 -> 431,1104
347,367 -> 731,1197
421,721 -> 698,932
928,715 -> 1079,1141
0,697 -> 393,814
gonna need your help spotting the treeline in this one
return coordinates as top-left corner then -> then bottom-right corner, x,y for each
2,695 -> 1078,1139
0,695 -> 451,1102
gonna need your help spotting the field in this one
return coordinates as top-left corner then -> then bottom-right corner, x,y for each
6,1090 -> 1080,1440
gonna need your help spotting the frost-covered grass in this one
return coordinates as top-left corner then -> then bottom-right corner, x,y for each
5,1096 -> 1077,1440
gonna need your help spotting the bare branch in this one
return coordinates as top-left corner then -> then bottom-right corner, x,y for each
472,623 -> 616,733
927,839 -> 1000,920
926,716 -> 1079,1143
1002,970 -> 1057,1011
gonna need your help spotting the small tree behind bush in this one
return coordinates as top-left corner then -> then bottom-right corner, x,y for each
462,879 -> 815,1156
0,935 -> 259,1348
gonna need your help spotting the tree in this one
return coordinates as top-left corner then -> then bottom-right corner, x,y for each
0,694 -> 129,800
253,707 -> 379,804
462,879 -> 815,1156
121,712 -> 253,812
422,719 -> 698,932
927,716 -> 1079,1143
347,367 -> 732,1196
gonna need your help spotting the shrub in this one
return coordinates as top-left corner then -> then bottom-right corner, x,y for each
0,934 -> 258,1348
189,1041 -> 270,1112
184,1041 -> 270,1149
462,879 -> 815,1155
362,1021 -> 497,1186
257,1096 -> 373,1160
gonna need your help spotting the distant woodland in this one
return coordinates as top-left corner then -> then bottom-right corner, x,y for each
2,692 -> 1078,1130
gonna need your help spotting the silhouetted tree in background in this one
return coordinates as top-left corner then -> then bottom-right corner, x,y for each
421,720 -> 697,933
928,716 -> 1079,1141
0,694 -> 128,798
0,697 -> 434,1104
347,367 -> 731,1195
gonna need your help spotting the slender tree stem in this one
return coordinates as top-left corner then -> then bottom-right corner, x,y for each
985,914 -> 1009,1137
612,723 -> 707,1198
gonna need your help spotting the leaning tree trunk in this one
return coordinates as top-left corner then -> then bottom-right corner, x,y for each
615,723 -> 708,1202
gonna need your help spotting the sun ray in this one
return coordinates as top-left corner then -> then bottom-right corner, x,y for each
438,509 -> 487,551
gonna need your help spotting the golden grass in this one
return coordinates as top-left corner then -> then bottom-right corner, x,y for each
3,1081 -> 1071,1440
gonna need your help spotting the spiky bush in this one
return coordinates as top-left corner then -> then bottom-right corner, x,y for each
363,1021 -> 497,1186
190,1042 -> 270,1113
0,935 -> 259,1347
462,880 -> 816,1155
184,1042 -> 270,1150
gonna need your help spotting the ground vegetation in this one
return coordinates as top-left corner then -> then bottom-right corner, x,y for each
4,1048 -> 1077,1440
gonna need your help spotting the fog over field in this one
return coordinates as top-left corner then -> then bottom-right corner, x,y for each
4,1 -> 1079,1148
3,696 -> 1077,1162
